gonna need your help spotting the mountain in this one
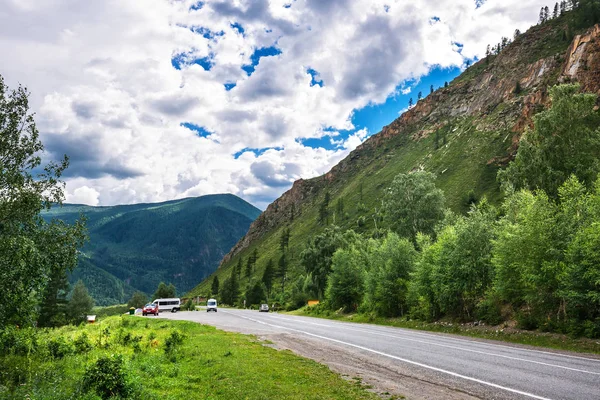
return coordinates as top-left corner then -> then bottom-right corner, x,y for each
43,194 -> 261,305
187,13 -> 600,299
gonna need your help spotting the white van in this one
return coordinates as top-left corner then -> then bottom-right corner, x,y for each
153,298 -> 181,313
206,298 -> 217,312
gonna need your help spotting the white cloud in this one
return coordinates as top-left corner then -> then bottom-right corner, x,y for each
0,0 -> 548,209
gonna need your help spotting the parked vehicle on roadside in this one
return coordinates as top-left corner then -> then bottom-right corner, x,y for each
142,303 -> 159,316
154,298 -> 181,313
259,304 -> 269,312
206,298 -> 218,312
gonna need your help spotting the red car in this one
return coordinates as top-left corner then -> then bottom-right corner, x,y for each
142,303 -> 159,316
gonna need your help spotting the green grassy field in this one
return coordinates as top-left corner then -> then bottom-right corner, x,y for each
0,316 -> 378,400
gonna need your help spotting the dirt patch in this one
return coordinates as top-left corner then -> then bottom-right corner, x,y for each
259,333 -> 482,400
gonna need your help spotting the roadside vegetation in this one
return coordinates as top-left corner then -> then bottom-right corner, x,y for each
0,316 -> 378,399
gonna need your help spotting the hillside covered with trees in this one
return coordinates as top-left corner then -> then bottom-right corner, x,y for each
189,2 -> 600,337
43,195 -> 261,305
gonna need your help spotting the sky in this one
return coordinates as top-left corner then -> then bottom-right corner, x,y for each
0,0 -> 549,209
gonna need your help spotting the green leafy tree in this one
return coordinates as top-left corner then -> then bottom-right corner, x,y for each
499,84 -> 600,198
363,233 -> 416,317
67,280 -> 95,324
211,275 -> 220,295
0,75 -> 87,327
326,247 -> 365,312
382,171 -> 445,241
153,282 -> 176,299
127,291 -> 148,309
300,227 -> 346,299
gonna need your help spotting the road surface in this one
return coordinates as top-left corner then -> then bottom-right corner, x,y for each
159,309 -> 600,400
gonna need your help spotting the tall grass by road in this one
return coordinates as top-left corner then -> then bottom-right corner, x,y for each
0,315 -> 378,399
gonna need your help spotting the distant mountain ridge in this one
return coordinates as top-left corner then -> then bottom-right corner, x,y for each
43,194 -> 260,305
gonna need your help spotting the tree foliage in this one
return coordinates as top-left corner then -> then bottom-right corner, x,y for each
499,84 -> 600,197
382,171 -> 445,241
0,75 -> 87,327
127,291 -> 148,309
152,282 -> 176,300
67,280 -> 95,324
300,227 -> 346,299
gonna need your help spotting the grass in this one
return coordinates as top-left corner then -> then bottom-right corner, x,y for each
0,316 -> 379,400
290,307 -> 600,355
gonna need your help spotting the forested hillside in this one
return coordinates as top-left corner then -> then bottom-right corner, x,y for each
44,195 -> 260,305
188,3 -> 600,336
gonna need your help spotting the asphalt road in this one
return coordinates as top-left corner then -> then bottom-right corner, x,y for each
159,309 -> 600,400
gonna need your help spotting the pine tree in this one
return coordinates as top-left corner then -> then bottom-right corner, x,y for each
430,84 -> 434,94
544,6 -> 550,20
554,2 -> 560,18
514,81 -> 522,95
514,29 -> 521,40
540,7 -> 546,23
408,97 -> 413,107
444,81 -> 448,88
277,253 -> 287,293
262,259 -> 274,296
418,91 -> 422,100
235,257 -> 243,278
211,275 -> 220,295
67,280 -> 94,324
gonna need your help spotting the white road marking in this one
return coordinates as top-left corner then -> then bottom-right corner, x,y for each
223,310 -> 554,400
264,314 -> 600,375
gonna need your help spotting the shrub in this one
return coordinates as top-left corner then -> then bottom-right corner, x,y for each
74,332 -> 93,354
164,330 -> 185,356
0,326 -> 38,356
47,336 -> 74,359
82,354 -> 134,399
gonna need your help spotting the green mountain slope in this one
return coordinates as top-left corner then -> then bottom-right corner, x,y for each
44,194 -> 260,305
187,14 -> 600,300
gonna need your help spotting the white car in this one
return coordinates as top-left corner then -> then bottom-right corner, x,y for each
206,298 -> 218,312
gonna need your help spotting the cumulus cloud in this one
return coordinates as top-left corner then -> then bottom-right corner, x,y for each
0,0 -> 548,209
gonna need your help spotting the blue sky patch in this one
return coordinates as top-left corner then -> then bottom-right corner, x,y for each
191,26 -> 224,40
307,68 -> 323,87
171,52 -> 213,71
189,2 -> 204,11
242,45 -> 282,76
231,22 -> 245,35
234,147 -> 283,159
224,82 -> 236,91
181,122 -> 213,138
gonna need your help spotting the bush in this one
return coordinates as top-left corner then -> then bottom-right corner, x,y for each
82,354 -> 134,399
182,299 -> 195,311
0,326 -> 38,356
47,336 -> 74,359
164,330 -> 185,356
475,297 -> 503,326
74,332 -> 93,354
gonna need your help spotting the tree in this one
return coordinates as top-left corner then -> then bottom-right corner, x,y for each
514,81 -> 522,95
430,84 -> 434,94
235,257 -> 243,278
363,233 -> 416,317
277,253 -> 288,293
127,291 -> 148,309
498,84 -> 600,198
539,7 -> 546,23
408,97 -> 413,107
262,258 -> 275,296
554,2 -> 560,18
0,75 -> 87,327
279,228 -> 291,252
67,280 -> 95,324
418,91 -> 422,101
444,81 -> 448,88
220,270 -> 239,305
153,282 -> 176,299
211,275 -> 220,295
245,281 -> 265,306
382,171 -> 446,241
514,29 -> 521,40
318,192 -> 331,225
300,227 -> 346,299
325,247 -> 365,312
